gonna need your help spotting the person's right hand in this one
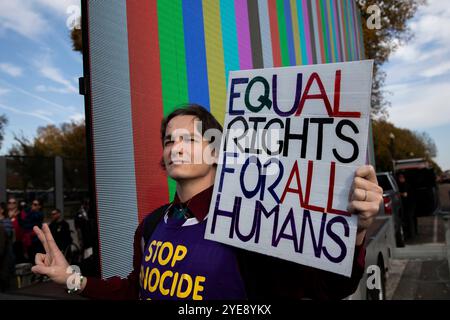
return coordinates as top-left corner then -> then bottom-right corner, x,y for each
31,223 -> 71,286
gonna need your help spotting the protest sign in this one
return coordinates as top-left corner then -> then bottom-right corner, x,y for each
205,60 -> 373,277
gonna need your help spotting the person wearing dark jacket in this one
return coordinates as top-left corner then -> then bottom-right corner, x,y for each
31,105 -> 383,300
49,209 -> 72,253
0,223 -> 14,292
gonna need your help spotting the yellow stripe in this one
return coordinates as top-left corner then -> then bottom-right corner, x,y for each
290,0 -> 302,65
202,0 -> 226,125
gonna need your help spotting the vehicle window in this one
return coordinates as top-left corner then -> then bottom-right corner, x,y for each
377,174 -> 393,191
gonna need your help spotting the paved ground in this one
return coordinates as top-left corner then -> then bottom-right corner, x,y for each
388,258 -> 450,300
387,210 -> 450,300
405,216 -> 447,245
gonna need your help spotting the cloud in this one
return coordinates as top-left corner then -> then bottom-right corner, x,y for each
0,78 -> 75,112
0,63 -> 23,77
382,0 -> 450,134
35,0 -> 80,17
0,87 -> 10,96
421,61 -> 450,78
35,84 -> 75,94
0,102 -> 54,123
0,0 -> 49,39
388,81 -> 450,130
33,56 -> 78,94
69,112 -> 85,123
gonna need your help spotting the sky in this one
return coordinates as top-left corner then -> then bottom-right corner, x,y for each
382,0 -> 450,171
0,0 -> 449,171
0,0 -> 83,154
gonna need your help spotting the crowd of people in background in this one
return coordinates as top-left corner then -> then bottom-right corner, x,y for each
0,197 -> 93,292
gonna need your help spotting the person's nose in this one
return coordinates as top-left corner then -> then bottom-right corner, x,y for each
171,138 -> 184,156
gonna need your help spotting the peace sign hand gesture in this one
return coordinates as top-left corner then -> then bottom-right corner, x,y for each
31,223 -> 71,286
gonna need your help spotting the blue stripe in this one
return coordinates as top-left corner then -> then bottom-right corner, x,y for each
220,0 -> 240,86
296,0 -> 308,64
182,0 -> 210,109
283,0 -> 296,65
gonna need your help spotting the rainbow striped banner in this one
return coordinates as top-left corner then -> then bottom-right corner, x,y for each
128,0 -> 365,204
86,0 -> 366,278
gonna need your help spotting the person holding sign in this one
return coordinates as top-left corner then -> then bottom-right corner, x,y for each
31,103 -> 382,300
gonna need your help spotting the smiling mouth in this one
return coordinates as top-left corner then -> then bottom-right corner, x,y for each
169,160 -> 189,165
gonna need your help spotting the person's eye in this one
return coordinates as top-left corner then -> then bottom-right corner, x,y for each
164,140 -> 173,147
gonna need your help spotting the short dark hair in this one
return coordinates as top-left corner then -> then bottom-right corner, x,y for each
160,103 -> 223,145
34,198 -> 44,208
159,104 -> 223,170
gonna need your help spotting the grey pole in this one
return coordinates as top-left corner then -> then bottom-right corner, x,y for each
54,156 -> 64,214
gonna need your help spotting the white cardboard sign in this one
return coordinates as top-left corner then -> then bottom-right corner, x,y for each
205,60 -> 373,277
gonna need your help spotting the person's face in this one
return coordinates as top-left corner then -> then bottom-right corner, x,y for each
31,200 -> 41,212
398,175 -> 405,183
7,199 -> 17,211
162,115 -> 216,181
51,210 -> 60,222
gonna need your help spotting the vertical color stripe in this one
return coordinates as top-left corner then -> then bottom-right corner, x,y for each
299,0 -> 312,64
88,1 -> 138,279
310,0 -> 322,63
343,0 -> 354,60
126,0 -> 168,222
283,0 -> 297,65
325,0 -> 337,62
182,0 -> 210,108
337,0 -> 347,61
220,0 -> 240,84
356,4 -> 366,58
290,0 -> 302,65
341,0 -> 351,61
348,0 -> 357,59
248,0 -> 264,68
203,0 -> 227,124
332,0 -> 343,62
276,0 -> 290,66
157,0 -> 188,200
351,0 -> 362,59
268,0 -> 282,67
257,0 -> 274,67
235,0 -> 253,69
317,0 -> 330,63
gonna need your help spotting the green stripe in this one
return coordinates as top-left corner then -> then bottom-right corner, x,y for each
157,0 -> 188,201
276,0 -> 290,66
341,0 -> 352,60
318,0 -> 330,63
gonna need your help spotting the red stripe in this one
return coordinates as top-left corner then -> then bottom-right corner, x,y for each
268,0 -> 282,67
126,0 -> 169,223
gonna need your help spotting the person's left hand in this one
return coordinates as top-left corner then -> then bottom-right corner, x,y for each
348,165 -> 383,246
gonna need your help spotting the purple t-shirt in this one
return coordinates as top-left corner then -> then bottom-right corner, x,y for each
139,214 -> 247,300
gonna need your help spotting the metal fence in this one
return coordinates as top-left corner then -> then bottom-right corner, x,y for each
0,156 -> 88,218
